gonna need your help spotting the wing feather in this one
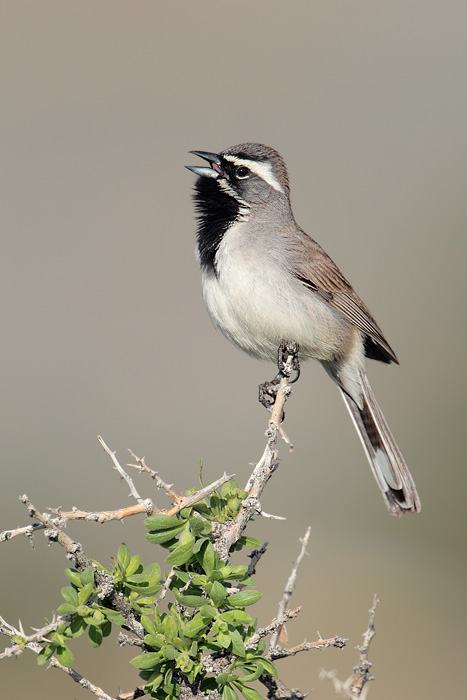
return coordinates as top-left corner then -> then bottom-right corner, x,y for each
293,230 -> 398,363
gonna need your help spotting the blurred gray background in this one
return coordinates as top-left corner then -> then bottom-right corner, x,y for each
1,2 -> 466,698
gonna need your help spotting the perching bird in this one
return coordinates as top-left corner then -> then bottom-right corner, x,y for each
187,143 -> 420,516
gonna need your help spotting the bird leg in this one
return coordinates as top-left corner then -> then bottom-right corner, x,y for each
278,341 -> 300,382
258,342 -> 300,419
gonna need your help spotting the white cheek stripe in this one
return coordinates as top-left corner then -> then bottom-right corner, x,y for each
223,155 -> 284,194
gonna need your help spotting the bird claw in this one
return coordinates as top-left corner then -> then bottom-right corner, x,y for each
278,341 -> 300,381
258,342 -> 300,421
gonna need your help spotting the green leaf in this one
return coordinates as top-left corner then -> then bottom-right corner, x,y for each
130,652 -> 162,670
141,615 -> 156,635
162,614 -> 179,641
226,590 -> 262,608
238,536 -> 261,548
202,542 -> 217,576
146,529 -> 182,545
78,583 -> 94,606
176,651 -> 193,673
144,633 -> 165,649
145,671 -> 164,690
65,569 -> 82,587
232,682 -> 264,700
163,667 -> 175,694
56,603 -> 78,615
199,605 -> 216,620
166,542 -> 195,566
183,614 -> 210,638
125,582 -> 161,596
56,644 -> 74,667
136,597 -> 158,608
142,562 -> 162,581
61,586 -> 79,607
178,527 -> 195,547
229,628 -> 246,657
222,565 -> 249,581
102,608 -> 126,625
92,610 -> 105,625
235,664 -> 262,683
188,518 -> 206,536
210,581 -> 227,607
218,631 -> 231,648
88,625 -> 103,648
68,617 -> 88,637
257,657 -> 278,678
126,554 -> 141,576
117,543 -> 131,570
77,605 -> 92,617
145,514 -> 183,530
222,685 -> 239,700
175,593 -> 206,608
80,566 -> 95,587
146,671 -> 164,689
37,644 -> 55,666
220,611 -> 252,625
161,644 -> 176,660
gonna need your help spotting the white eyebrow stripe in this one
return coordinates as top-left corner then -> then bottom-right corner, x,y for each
222,155 -> 284,193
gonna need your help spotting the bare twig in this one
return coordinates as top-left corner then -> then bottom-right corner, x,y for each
156,566 -> 176,603
259,675 -> 307,700
0,522 -> 45,543
50,503 -> 157,522
351,594 -> 379,696
246,607 -> 302,649
166,473 -> 235,517
213,363 -> 295,561
0,616 -> 62,659
127,450 -> 181,502
47,472 -> 234,525
17,495 -> 145,640
270,635 -> 347,660
0,617 -> 113,699
269,526 -> 311,652
117,633 -> 145,648
321,595 -> 380,699
98,436 -> 149,507
319,669 -> 357,699
47,657 -> 115,700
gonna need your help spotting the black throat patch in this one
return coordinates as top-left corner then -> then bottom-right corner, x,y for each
193,177 -> 241,274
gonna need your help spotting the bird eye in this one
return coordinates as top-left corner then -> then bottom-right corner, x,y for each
235,166 -> 250,179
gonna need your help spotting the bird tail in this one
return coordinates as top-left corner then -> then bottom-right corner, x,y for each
340,370 -> 421,516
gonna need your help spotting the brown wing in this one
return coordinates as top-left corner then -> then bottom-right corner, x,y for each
293,230 -> 398,364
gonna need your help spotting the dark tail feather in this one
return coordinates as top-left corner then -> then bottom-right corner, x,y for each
340,371 -> 421,516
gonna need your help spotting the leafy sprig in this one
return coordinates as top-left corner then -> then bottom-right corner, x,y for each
38,479 -> 276,699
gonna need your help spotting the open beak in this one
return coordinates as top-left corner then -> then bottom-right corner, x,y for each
186,150 -> 223,178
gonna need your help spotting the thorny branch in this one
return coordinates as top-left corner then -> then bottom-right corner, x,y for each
98,435 -> 154,507
212,348 -> 298,562
269,526 -> 311,652
352,594 -> 380,695
0,617 -> 114,700
320,595 -> 380,699
127,450 -> 182,502
0,472 -> 233,538
0,359 -> 350,700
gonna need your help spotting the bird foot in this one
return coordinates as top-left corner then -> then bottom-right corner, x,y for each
258,341 -> 300,420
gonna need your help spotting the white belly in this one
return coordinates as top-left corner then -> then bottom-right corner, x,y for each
200,222 -> 354,362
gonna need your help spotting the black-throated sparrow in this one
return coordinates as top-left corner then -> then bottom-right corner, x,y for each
187,143 -> 420,516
